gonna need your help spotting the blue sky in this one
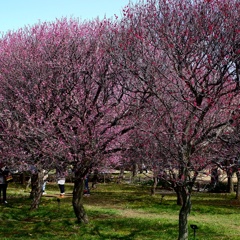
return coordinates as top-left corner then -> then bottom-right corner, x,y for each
0,0 -> 137,34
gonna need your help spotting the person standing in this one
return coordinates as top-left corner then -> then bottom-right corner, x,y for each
42,170 -> 48,195
0,164 -> 10,204
84,173 -> 90,196
56,167 -> 67,198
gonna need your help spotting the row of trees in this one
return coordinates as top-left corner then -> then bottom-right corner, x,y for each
0,0 -> 239,239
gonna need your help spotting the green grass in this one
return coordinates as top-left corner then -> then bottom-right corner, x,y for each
0,182 -> 240,239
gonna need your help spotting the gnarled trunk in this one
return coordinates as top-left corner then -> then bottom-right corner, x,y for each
72,177 -> 88,223
178,187 -> 191,240
30,170 -> 44,210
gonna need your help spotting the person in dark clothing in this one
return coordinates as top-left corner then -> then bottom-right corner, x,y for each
84,174 -> 90,196
91,169 -> 99,189
0,164 -> 10,204
56,167 -> 67,198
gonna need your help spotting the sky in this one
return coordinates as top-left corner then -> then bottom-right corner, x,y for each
0,0 -> 137,34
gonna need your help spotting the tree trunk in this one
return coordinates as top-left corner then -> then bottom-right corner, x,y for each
72,177 -> 89,224
151,177 -> 158,195
132,162 -> 138,178
91,169 -> 99,188
178,187 -> 191,240
227,172 -> 234,193
174,186 -> 183,206
236,172 -> 240,201
210,166 -> 219,190
30,170 -> 44,210
117,168 -> 124,183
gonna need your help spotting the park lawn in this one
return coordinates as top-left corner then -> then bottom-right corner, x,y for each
0,182 -> 239,240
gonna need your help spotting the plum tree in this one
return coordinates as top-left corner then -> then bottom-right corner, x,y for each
0,18 -> 137,220
116,0 -> 240,239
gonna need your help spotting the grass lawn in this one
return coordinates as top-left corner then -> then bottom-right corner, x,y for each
0,182 -> 240,240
